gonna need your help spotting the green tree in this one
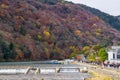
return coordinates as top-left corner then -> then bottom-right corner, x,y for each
91,44 -> 102,57
98,48 -> 108,62
48,0 -> 56,5
9,42 -> 14,50
20,26 -> 26,36
3,42 -> 17,61
35,35 -> 42,41
60,0 -> 65,3
9,42 -> 17,59
69,52 -> 77,58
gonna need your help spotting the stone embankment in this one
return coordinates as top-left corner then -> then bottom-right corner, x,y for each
75,62 -> 120,80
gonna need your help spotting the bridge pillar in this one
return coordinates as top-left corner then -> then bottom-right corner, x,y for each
25,67 -> 31,74
35,68 -> 40,74
80,67 -> 88,73
55,68 -> 60,73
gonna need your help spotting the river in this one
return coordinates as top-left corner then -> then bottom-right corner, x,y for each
0,61 -> 91,80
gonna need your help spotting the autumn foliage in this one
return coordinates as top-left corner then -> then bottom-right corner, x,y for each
0,0 -> 120,61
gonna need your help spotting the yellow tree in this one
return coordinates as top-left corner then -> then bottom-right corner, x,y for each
74,30 -> 82,37
43,31 -> 50,40
1,4 -> 8,9
88,54 -> 96,62
82,46 -> 90,56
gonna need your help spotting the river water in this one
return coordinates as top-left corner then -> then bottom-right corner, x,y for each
0,61 -> 91,80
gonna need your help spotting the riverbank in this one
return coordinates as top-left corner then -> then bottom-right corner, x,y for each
75,62 -> 120,80
85,71 -> 113,80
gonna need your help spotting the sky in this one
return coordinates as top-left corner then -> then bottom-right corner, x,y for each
66,0 -> 120,16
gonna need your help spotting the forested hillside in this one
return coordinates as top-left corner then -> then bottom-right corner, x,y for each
117,15 -> 120,21
0,0 -> 120,61
80,4 -> 120,30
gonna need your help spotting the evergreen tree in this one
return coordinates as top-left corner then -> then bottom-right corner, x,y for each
20,26 -> 26,36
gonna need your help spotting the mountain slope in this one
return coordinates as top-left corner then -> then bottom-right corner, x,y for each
80,4 -> 120,30
117,15 -> 120,21
0,0 -> 120,61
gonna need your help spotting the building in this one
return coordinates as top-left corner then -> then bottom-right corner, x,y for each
107,46 -> 120,63
76,54 -> 87,62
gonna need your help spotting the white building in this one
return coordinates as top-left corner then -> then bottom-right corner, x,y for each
107,46 -> 120,63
